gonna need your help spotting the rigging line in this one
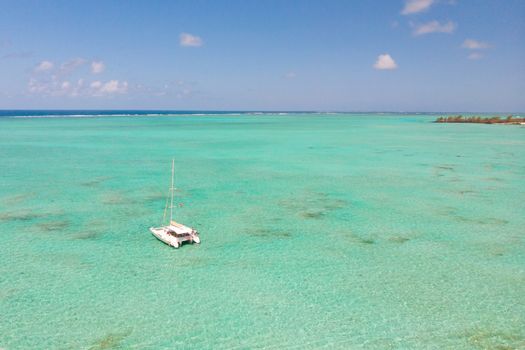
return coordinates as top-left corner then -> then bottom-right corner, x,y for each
170,159 -> 175,223
162,189 -> 170,225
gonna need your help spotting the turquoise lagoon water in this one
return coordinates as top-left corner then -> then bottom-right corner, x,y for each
0,113 -> 524,349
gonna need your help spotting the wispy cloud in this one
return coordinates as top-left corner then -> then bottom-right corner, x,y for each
34,57 -> 99,76
0,51 -> 32,60
34,60 -> 54,72
91,61 -> 105,74
283,71 -> 297,79
467,52 -> 483,60
0,39 -> 12,49
461,39 -> 491,60
462,39 -> 491,49
412,20 -> 456,36
134,80 -> 197,98
373,54 -> 398,70
401,0 -> 434,15
28,77 -> 81,96
59,57 -> 87,76
180,33 -> 203,47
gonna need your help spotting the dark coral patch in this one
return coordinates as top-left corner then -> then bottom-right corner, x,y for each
74,231 -> 101,240
344,232 -> 375,245
436,165 -> 455,171
250,228 -> 292,238
359,238 -> 375,244
300,210 -> 325,219
80,176 -> 112,187
0,211 -> 44,222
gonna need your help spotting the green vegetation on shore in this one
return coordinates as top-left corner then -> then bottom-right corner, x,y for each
435,115 -> 524,124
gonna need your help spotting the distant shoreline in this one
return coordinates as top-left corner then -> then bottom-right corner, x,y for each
435,115 -> 525,125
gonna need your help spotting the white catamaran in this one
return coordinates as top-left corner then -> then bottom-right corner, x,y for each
150,159 -> 200,248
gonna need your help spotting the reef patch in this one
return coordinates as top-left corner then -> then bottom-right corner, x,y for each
250,228 -> 292,238
37,220 -> 71,232
89,329 -> 132,350
80,176 -> 112,187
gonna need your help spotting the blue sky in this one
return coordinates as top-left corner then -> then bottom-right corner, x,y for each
0,0 -> 524,111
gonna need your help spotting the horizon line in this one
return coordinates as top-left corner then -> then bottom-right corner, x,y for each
0,109 -> 523,115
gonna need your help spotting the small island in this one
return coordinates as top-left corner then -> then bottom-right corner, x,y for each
435,115 -> 525,124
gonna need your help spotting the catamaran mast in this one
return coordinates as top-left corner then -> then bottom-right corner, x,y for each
170,158 -> 175,223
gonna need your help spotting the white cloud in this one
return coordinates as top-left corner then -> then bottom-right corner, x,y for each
101,80 -> 127,93
176,88 -> 192,99
33,58 -> 89,75
467,52 -> 483,60
91,61 -> 105,74
28,76 -> 80,96
401,0 -> 434,15
28,78 -> 47,93
92,80 -> 128,95
283,71 -> 297,79
34,60 -> 54,72
70,79 -> 84,97
374,54 -> 398,70
412,20 -> 456,36
180,33 -> 203,47
28,77 -> 128,97
462,39 -> 490,50
90,81 -> 102,89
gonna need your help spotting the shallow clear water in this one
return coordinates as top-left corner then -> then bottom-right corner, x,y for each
0,113 -> 524,349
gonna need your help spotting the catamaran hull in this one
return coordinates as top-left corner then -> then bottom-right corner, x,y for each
149,227 -> 200,248
150,227 -> 180,248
